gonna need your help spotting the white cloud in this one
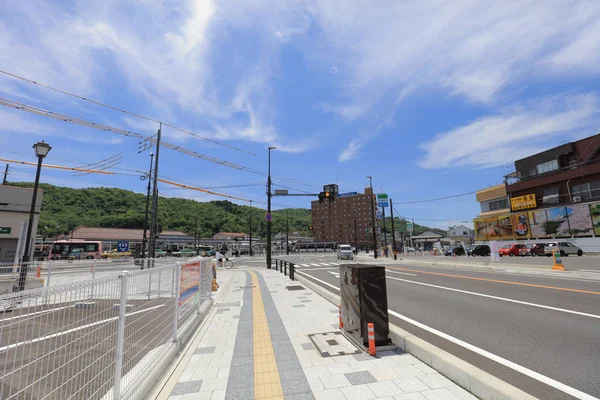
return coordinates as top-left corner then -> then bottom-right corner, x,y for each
418,94 -> 600,169
338,139 -> 364,162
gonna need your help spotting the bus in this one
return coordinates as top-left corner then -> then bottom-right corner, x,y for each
49,240 -> 103,260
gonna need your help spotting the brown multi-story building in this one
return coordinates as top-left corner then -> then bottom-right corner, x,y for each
311,187 -> 377,245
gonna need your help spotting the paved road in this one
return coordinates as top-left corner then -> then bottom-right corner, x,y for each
275,253 -> 600,400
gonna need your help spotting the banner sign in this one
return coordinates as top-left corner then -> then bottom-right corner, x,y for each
0,227 -> 11,234
179,261 -> 201,320
511,194 -> 536,211
117,241 -> 129,252
337,192 -> 358,198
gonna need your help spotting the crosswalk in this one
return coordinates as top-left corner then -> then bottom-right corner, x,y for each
297,262 -> 342,268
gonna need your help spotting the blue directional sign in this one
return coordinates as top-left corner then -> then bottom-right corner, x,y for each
377,193 -> 389,208
117,241 -> 129,252
265,213 -> 272,222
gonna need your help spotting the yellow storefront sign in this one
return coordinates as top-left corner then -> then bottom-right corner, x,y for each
511,194 -> 537,211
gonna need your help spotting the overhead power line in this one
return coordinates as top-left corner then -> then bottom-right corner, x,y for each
0,157 -> 116,175
0,68 -> 256,156
157,178 -> 251,202
393,190 -> 478,205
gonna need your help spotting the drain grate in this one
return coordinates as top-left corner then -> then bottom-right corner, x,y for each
308,332 -> 361,357
285,286 -> 305,291
215,302 -> 241,307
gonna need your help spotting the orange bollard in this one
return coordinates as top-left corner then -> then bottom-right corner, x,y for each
36,265 -> 41,278
367,322 -> 376,356
338,305 -> 344,329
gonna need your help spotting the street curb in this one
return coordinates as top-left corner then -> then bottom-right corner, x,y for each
391,257 -> 556,271
294,273 -> 538,400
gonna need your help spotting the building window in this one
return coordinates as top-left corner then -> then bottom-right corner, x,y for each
572,181 -> 600,200
529,168 -> 537,177
536,159 -> 559,174
542,187 -> 559,204
489,199 -> 508,210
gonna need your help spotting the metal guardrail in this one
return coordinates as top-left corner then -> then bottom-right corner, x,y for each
0,257 -> 213,400
272,259 -> 295,281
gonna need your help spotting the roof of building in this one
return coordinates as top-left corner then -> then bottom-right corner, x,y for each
214,232 -> 246,237
413,230 -> 443,238
71,226 -> 190,241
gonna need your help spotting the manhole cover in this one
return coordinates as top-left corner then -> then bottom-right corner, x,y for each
308,332 -> 361,357
286,286 -> 305,291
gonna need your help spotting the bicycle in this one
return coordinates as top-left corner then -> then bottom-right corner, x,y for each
217,257 -> 234,269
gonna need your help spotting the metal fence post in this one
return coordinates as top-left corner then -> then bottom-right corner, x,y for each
290,263 -> 294,281
147,259 -> 153,300
113,271 -> 129,400
90,259 -> 96,300
173,263 -> 182,343
284,262 -> 287,276
44,260 -> 53,304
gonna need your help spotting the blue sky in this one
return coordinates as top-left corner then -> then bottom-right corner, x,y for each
2,1 -> 600,229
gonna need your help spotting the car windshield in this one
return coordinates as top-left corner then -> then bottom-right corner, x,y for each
340,246 -> 352,251
502,245 -> 512,249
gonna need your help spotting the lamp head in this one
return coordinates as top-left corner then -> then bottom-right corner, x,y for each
33,141 -> 52,158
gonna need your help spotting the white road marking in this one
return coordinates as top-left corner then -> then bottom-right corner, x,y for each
328,271 -> 340,279
310,263 -> 320,267
299,264 -> 311,267
0,305 -> 73,322
295,270 -> 598,400
319,263 -> 331,266
386,276 -> 600,320
386,270 -> 417,277
0,304 -> 165,353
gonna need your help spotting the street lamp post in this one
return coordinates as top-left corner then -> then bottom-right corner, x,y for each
249,200 -> 253,256
266,146 -> 276,269
286,209 -> 289,255
367,176 -> 378,259
18,141 -> 51,292
390,198 -> 397,260
353,209 -> 358,255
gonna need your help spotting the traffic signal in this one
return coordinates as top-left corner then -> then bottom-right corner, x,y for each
323,184 -> 338,203
318,192 -> 326,204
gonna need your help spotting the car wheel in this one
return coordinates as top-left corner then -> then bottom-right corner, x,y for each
509,253 -> 514,257
531,252 -> 537,257
577,250 -> 583,256
499,254 -> 502,257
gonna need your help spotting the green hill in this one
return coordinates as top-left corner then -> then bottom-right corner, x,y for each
10,182 -> 444,240
10,183 -> 312,239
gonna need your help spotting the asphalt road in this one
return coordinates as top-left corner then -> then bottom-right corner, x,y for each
276,252 -> 600,400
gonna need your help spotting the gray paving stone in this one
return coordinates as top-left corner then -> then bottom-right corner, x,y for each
194,346 -> 216,354
353,353 -> 373,361
282,378 -> 313,395
285,393 -> 316,400
170,380 -> 203,395
224,383 -> 254,399
302,342 -> 315,350
344,371 -> 377,386
300,300 -> 312,303
293,304 -> 306,308
230,356 -> 253,366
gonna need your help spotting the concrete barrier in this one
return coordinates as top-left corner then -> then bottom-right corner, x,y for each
294,272 -> 537,400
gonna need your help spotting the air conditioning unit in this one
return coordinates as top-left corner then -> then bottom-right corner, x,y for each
572,196 -> 582,203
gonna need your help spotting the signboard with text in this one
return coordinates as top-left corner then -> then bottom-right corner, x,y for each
117,241 -> 129,252
337,192 -> 358,198
274,189 -> 288,195
179,261 -> 201,321
377,193 -> 389,208
0,227 -> 11,234
511,194 -> 536,211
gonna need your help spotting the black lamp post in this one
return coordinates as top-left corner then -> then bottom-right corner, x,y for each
18,141 -> 51,292
266,146 -> 276,269
249,200 -> 253,256
194,216 -> 199,255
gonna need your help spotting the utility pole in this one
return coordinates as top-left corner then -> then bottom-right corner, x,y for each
382,206 -> 388,256
148,123 -> 162,263
367,176 -> 378,259
141,153 -> 154,268
266,146 -> 276,269
390,199 -> 397,260
353,209 -> 358,255
412,218 -> 415,249
249,200 -> 253,256
194,216 -> 199,256
2,164 -> 8,185
286,209 -> 289,255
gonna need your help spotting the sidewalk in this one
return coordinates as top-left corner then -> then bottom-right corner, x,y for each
152,267 -> 476,400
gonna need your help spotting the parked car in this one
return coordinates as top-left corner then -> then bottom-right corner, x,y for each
544,242 -> 583,257
519,243 -> 546,257
174,249 -> 196,257
445,246 -> 465,256
498,244 -> 526,257
337,244 -> 354,260
468,245 -> 490,256
154,249 -> 166,258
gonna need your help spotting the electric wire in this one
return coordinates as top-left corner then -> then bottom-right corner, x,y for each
0,68 -> 256,156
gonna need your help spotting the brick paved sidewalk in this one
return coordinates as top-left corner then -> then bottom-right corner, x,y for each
154,268 -> 477,400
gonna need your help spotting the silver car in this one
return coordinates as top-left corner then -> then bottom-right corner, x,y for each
544,242 -> 583,257
337,245 -> 354,260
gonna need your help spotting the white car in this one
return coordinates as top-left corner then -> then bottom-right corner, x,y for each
337,245 -> 354,260
544,242 -> 583,257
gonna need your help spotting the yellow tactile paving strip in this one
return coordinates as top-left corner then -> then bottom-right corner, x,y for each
250,271 -> 284,400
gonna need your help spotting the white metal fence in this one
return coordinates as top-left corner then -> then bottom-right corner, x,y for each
0,257 -> 213,400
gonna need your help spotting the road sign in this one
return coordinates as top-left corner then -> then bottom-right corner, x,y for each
0,227 -> 11,234
337,192 -> 358,198
265,213 -> 272,221
377,193 -> 389,208
376,210 -> 383,219
274,189 -> 288,195
117,241 -> 129,252
406,222 -> 413,232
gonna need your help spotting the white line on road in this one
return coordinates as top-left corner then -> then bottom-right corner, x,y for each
386,270 -> 417,277
0,304 -> 165,353
295,270 -> 599,400
386,276 -> 600,320
319,263 -> 331,266
0,305 -> 73,323
310,263 -> 320,267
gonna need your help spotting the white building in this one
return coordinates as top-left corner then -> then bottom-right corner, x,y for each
0,185 -> 43,263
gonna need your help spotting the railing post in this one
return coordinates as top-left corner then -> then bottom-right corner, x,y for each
147,258 -> 152,300
275,259 -> 279,271
290,263 -> 294,281
284,262 -> 287,276
44,260 -> 53,304
283,261 -> 287,274
113,271 -> 129,400
90,259 -> 96,300
173,263 -> 182,343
